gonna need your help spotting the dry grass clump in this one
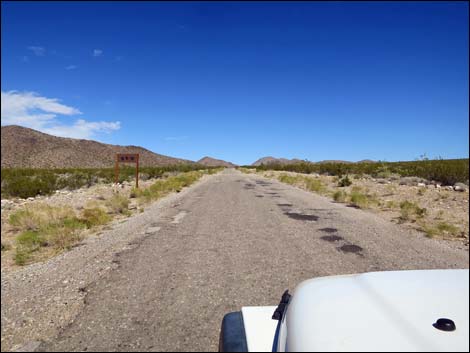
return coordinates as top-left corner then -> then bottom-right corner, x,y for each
134,171 -> 204,204
8,203 -> 112,265
106,194 -> 130,214
80,207 -> 111,228
278,174 -> 325,193
9,204 -> 86,265
333,190 -> 348,202
399,200 -> 427,222
9,203 -> 76,231
421,222 -> 461,238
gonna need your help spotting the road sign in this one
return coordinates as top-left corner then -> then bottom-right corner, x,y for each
115,153 -> 140,188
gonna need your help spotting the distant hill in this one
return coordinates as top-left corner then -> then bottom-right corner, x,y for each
1,125 -> 194,168
356,159 -> 377,163
197,156 -> 236,168
315,160 -> 353,164
252,157 -> 304,166
252,157 -> 378,166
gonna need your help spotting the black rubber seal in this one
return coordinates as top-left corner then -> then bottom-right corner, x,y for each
219,311 -> 249,352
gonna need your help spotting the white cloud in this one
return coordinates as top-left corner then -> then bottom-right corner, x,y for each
42,119 -> 121,139
1,91 -> 120,139
65,65 -> 77,70
93,49 -> 103,57
27,46 -> 46,56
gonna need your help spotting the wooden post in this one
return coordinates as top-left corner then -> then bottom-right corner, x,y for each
135,154 -> 139,188
115,154 -> 119,184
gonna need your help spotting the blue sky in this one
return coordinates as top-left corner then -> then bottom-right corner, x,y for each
1,1 -> 468,165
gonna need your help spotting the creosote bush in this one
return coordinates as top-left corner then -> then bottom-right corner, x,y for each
253,158 -> 469,186
80,207 -> 111,228
399,201 -> 427,222
333,190 -> 348,203
338,175 -> 352,187
1,164 -> 219,199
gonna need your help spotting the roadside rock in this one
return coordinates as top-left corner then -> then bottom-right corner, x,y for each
399,176 -> 427,186
1,199 -> 13,210
454,183 -> 469,192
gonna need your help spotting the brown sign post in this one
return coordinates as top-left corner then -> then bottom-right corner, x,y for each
115,153 -> 140,188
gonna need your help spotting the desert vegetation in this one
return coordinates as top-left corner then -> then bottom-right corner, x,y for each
1,164 -> 215,199
248,158 -> 469,186
1,168 -> 222,266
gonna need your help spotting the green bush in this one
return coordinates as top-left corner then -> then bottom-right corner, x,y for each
423,222 -> 460,238
399,201 -> 427,221
80,207 -> 111,228
350,192 -> 369,208
254,159 -> 469,186
333,190 -> 348,202
1,164 -> 219,199
338,175 -> 352,187
305,178 -> 324,192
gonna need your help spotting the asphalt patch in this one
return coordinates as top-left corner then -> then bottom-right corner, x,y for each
321,235 -> 343,242
255,181 -> 271,185
284,212 -> 319,221
319,227 -> 338,233
337,244 -> 363,254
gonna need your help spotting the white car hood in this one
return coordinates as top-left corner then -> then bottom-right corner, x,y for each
281,269 -> 469,352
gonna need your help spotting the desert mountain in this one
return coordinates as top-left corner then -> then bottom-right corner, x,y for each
197,156 -> 236,168
251,157 -> 304,166
315,160 -> 353,164
1,125 -> 194,168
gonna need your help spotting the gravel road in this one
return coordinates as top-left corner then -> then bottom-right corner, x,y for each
2,169 -> 468,352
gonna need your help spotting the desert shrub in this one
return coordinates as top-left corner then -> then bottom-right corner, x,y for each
385,200 -> 396,209
305,178 -> 324,192
423,222 -> 460,238
15,230 -> 46,265
278,174 -> 299,184
1,164 -> 217,199
136,171 -> 205,204
349,192 -> 369,208
80,207 -> 111,228
254,159 -> 468,185
41,221 -> 85,250
2,171 -> 57,198
9,204 -> 76,231
333,190 -> 348,202
338,175 -> 352,187
106,194 -> 129,214
9,204 -> 88,265
399,201 -> 427,221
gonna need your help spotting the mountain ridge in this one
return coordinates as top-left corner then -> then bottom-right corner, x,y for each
1,125 -> 194,168
197,156 -> 237,168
